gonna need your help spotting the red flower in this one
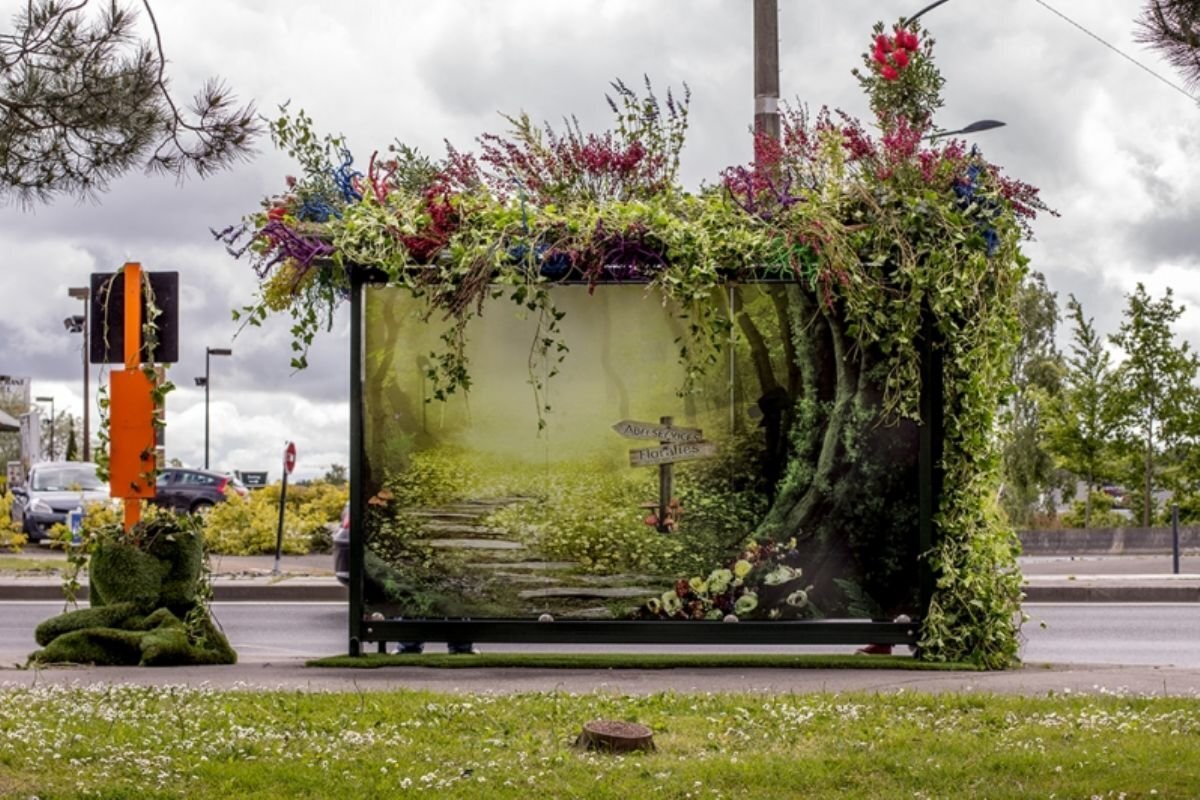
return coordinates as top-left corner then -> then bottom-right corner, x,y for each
880,65 -> 899,81
897,30 -> 919,51
267,206 -> 286,222
875,34 -> 892,52
892,49 -> 909,69
872,47 -> 889,65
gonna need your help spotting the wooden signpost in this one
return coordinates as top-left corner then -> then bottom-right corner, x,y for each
614,416 -> 715,532
611,420 -> 703,443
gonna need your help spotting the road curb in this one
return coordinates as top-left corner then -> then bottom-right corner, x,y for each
0,582 -> 348,602
1023,584 -> 1200,603
2,582 -> 1195,603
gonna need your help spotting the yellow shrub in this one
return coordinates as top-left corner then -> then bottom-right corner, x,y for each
202,481 -> 346,555
0,491 -> 27,552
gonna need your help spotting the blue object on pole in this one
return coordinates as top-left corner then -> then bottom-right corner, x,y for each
68,506 -> 83,546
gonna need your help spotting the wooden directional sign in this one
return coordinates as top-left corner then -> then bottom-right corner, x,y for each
612,419 -> 703,443
629,441 -> 717,468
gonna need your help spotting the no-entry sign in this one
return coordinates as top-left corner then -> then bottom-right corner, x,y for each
283,441 -> 296,475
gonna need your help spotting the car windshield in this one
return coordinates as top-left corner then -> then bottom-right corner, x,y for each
31,465 -> 104,492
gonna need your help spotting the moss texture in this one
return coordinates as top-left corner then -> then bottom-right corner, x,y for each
30,528 -> 236,667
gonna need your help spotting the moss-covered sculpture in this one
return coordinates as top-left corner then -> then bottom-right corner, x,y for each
30,515 -> 236,666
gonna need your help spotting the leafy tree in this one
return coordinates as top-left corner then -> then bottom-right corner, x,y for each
64,417 -> 79,461
1043,295 -> 1121,527
40,410 -> 80,462
1136,0 -> 1200,90
323,463 -> 348,487
998,272 -> 1064,526
1108,284 -> 1200,526
1,0 -> 258,206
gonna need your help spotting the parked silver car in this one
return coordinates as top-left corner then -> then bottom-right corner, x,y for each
10,461 -> 109,542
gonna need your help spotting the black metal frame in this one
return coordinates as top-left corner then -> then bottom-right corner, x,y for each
346,269 -> 944,655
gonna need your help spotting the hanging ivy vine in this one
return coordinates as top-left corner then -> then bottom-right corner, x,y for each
217,20 -> 1055,668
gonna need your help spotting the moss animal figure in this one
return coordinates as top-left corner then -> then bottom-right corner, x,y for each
30,524 -> 236,666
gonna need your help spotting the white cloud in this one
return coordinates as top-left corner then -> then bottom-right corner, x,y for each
3,0 -> 1200,474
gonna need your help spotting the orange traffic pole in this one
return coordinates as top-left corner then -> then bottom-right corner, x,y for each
123,263 -> 142,532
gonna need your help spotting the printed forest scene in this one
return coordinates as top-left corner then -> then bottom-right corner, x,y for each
360,283 -> 920,623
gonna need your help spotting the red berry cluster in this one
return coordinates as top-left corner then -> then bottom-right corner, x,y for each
872,28 -> 920,81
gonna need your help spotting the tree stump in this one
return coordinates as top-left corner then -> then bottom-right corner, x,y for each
574,720 -> 656,753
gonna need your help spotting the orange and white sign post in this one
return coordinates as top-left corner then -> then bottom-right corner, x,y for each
107,263 -> 159,531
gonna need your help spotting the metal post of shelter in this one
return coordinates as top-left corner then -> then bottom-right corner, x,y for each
348,267 -> 366,656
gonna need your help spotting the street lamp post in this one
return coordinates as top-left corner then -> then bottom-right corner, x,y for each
902,0 -> 955,26
927,119 -> 1007,140
35,395 -> 55,460
66,285 -> 89,460
195,347 -> 232,469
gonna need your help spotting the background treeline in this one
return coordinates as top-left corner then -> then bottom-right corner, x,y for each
1001,273 -> 1200,529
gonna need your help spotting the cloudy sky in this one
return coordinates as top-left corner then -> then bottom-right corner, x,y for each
1,0 -> 1197,480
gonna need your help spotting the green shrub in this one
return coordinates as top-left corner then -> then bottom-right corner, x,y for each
1060,491 -> 1132,528
201,481 -> 346,556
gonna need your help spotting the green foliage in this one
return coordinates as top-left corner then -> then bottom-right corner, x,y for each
487,462 -> 684,574
1060,491 -> 1131,529
921,492 -> 1025,669
202,481 -> 346,555
998,272 -> 1065,526
322,462 -> 348,486
1108,283 -> 1200,526
0,0 -> 259,206
1043,295 -> 1122,527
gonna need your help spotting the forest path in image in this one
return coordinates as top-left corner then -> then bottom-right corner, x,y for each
411,497 -> 663,618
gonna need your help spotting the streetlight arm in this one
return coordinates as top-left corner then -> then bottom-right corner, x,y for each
902,0 -> 953,27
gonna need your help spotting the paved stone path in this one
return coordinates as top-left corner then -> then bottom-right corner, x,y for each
411,497 -> 663,618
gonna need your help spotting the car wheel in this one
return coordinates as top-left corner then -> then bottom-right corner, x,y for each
191,500 -> 215,516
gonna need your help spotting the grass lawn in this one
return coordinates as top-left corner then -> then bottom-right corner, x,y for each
309,652 -> 981,671
0,684 -> 1195,798
0,554 -> 65,574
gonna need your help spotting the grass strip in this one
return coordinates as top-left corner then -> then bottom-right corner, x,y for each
1,685 -> 1196,798
308,651 -> 983,670
0,555 -> 65,574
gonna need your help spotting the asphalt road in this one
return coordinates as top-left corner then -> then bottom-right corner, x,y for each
3,601 -> 1199,668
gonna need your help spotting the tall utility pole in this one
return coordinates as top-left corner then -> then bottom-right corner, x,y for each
67,286 -> 90,460
753,0 -> 781,145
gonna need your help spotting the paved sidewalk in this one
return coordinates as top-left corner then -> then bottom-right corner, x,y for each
2,659 -> 1199,696
2,550 -> 1198,602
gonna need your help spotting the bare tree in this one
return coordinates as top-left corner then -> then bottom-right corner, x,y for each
0,0 -> 259,206
1137,0 -> 1200,90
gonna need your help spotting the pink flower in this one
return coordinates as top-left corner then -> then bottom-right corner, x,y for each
892,49 -> 909,69
880,65 -> 899,81
875,34 -> 892,52
898,30 -> 919,51
873,47 -> 889,65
